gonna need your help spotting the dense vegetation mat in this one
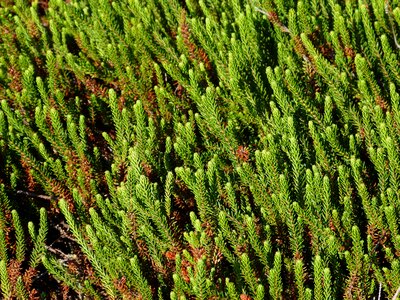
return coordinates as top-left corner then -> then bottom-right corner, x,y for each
1,0 -> 400,298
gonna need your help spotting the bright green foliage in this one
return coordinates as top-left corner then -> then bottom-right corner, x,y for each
1,0 -> 400,298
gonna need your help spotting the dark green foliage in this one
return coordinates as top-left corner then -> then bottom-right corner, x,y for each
1,0 -> 400,298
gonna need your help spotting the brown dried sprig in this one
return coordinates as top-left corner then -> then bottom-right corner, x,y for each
254,7 -> 290,33
235,145 -> 250,162
180,9 -> 213,72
